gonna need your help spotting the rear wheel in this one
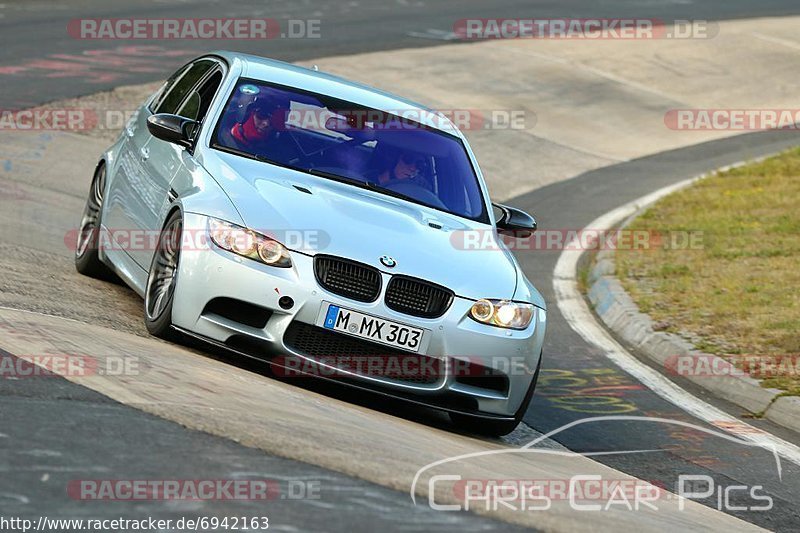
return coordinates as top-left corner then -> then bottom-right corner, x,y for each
144,211 -> 183,340
75,163 -> 113,279
449,352 -> 542,437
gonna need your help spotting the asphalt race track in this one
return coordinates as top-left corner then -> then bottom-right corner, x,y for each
2,0 -> 800,109
2,0 -> 800,531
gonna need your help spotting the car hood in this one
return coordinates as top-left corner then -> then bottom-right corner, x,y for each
205,152 -> 519,300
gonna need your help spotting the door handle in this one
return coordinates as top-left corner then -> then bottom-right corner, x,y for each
140,147 -> 150,161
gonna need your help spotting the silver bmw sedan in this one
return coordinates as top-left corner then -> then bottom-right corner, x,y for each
76,51 -> 546,436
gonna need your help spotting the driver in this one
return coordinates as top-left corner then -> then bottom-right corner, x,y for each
229,99 -> 295,159
376,151 -> 432,191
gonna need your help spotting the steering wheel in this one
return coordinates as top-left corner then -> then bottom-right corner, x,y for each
383,180 -> 447,210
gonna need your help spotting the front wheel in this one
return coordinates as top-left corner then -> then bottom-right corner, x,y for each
75,163 -> 113,279
144,211 -> 182,340
449,352 -> 542,437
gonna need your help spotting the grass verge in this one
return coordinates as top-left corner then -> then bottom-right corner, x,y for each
615,148 -> 800,395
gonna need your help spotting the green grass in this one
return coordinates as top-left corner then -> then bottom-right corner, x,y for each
615,147 -> 800,395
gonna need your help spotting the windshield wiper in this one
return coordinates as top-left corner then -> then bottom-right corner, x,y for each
306,169 -> 420,205
211,144 -> 266,163
306,167 -> 367,187
361,181 -> 423,205
213,144 -> 314,174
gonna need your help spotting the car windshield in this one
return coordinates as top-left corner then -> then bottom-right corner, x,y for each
211,78 -> 488,222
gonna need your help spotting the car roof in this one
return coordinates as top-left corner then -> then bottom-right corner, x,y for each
209,50 -> 462,137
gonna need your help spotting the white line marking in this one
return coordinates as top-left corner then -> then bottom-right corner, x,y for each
553,161 -> 800,467
518,129 -> 627,163
411,415 -> 784,503
0,305 -> 106,325
751,32 -> 800,51
0,493 -> 29,504
506,47 -> 684,103
406,29 -> 459,41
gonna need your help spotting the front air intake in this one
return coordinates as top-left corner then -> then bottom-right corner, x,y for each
384,276 -> 453,318
313,255 -> 382,302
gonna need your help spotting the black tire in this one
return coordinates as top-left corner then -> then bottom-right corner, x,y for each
144,210 -> 183,340
449,352 -> 542,437
75,163 -> 113,279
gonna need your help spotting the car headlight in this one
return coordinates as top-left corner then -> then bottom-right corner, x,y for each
208,218 -> 292,268
469,299 -> 534,330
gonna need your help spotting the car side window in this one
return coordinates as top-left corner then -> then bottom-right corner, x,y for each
176,69 -> 223,123
176,92 -> 201,122
153,60 -> 215,115
148,63 -> 190,113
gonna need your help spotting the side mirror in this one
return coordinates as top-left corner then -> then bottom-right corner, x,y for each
493,203 -> 537,238
147,113 -> 198,148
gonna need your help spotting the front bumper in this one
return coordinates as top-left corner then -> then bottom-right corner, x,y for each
172,213 -> 546,417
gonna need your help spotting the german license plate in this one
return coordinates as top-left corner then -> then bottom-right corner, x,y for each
319,303 -> 425,352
